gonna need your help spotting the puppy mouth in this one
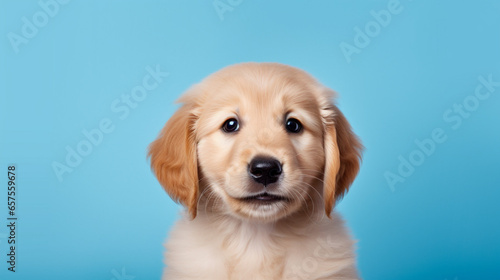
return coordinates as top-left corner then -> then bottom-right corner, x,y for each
240,193 -> 288,204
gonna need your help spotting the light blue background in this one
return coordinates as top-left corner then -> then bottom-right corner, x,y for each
1,0 -> 499,279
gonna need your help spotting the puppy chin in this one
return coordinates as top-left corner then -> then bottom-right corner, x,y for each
222,191 -> 303,223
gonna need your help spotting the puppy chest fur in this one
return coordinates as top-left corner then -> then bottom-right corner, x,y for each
163,212 -> 358,280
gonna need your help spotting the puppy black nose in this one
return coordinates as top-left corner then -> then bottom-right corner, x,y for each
248,156 -> 282,186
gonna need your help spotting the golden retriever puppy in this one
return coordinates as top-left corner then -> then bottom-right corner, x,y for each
149,62 -> 363,280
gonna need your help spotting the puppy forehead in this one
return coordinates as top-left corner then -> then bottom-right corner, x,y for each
203,77 -> 320,116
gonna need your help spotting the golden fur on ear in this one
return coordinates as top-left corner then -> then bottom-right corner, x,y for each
148,104 -> 199,218
323,105 -> 363,216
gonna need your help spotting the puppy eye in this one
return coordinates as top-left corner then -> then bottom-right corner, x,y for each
222,118 -> 239,133
285,118 -> 302,133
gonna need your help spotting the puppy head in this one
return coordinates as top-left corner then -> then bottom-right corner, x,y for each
149,63 -> 362,221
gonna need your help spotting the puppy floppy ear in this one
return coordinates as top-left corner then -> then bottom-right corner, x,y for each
148,104 -> 199,219
323,104 -> 363,217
